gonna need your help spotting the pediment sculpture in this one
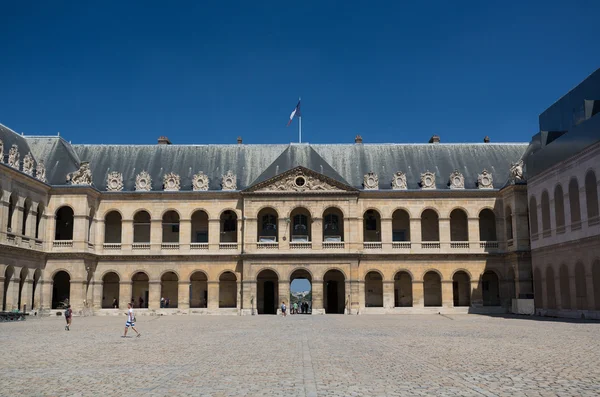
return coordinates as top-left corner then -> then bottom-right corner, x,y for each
67,161 -> 93,185
163,172 -> 181,191
259,170 -> 342,192
8,144 -> 20,169
221,170 -> 237,190
0,139 -> 4,163
106,171 -> 124,191
22,152 -> 35,176
478,169 -> 494,189
192,171 -> 209,191
420,171 -> 436,189
363,172 -> 379,190
36,161 -> 47,182
510,160 -> 524,182
449,170 -> 464,189
135,171 -> 152,191
391,171 -> 407,190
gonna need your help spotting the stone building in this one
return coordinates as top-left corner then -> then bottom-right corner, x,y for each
525,68 -> 600,319
0,123 -> 534,316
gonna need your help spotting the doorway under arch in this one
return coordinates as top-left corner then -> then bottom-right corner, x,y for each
365,271 -> 383,307
102,272 -> 120,308
482,271 -> 501,306
52,271 -> 70,309
423,271 -> 442,307
452,271 -> 471,307
323,269 -> 345,314
257,269 -> 279,314
394,271 -> 412,307
290,268 -> 312,314
131,272 -> 149,308
219,272 -> 237,308
190,271 -> 208,308
161,272 -> 179,308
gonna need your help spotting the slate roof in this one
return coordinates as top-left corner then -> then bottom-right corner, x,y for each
0,124 -> 36,165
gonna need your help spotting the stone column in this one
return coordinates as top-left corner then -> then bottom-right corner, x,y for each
41,279 -> 53,312
442,280 -> 454,307
381,218 -> 392,250
278,279 -> 290,308
92,281 -> 103,310
467,217 -> 480,249
586,268 -> 596,311
119,281 -> 132,310
242,280 -> 257,315
410,217 -> 421,249
343,217 -> 351,252
412,280 -> 424,307
148,280 -> 161,310
439,217 -> 451,250
208,219 -> 220,251
350,279 -> 360,313
27,203 -> 39,239
6,273 -> 21,311
122,219 -> 133,251
383,280 -> 394,309
312,218 -> 323,250
33,279 -> 44,311
357,280 -> 365,312
470,279 -> 483,307
0,191 -> 9,240
96,219 -> 105,250
73,214 -> 88,250
69,279 -> 86,312
311,279 -> 324,314
150,219 -> 162,252
45,214 -> 56,251
13,197 -> 25,235
179,219 -> 191,251
178,280 -> 190,309
21,278 -> 33,312
278,218 -> 289,250
207,281 -> 219,310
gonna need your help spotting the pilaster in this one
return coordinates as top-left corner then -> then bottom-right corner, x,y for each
412,280 -> 424,307
441,280 -> 453,307
439,217 -> 450,250
410,218 -> 421,247
122,220 -> 133,250
208,219 -> 220,250
278,279 -> 290,307
207,281 -> 219,310
150,219 -> 162,252
381,218 -> 392,250
178,280 -> 190,309
180,219 -> 191,251
119,281 -> 132,309
312,218 -> 323,250
242,280 -> 257,315
148,280 -> 161,309
382,280 -> 394,309
311,279 -> 323,313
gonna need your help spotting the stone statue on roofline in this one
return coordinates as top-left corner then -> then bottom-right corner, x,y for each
67,161 -> 93,185
36,160 -> 47,183
0,139 -> 4,163
510,159 -> 525,182
8,144 -> 20,169
22,152 -> 35,176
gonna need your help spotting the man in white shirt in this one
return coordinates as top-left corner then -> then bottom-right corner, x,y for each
122,302 -> 141,338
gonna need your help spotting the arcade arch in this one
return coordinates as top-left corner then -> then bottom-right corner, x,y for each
190,271 -> 208,308
323,269 -> 345,313
257,269 -> 278,314
102,272 -> 120,308
394,271 -> 412,307
365,271 -> 383,307
452,271 -> 470,306
52,270 -> 70,309
219,272 -> 237,308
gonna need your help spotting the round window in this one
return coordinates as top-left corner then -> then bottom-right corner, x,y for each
295,176 -> 306,187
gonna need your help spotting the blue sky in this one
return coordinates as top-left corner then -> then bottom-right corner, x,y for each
1,1 -> 599,145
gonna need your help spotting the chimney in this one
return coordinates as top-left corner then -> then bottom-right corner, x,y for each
355,135 -> 363,144
158,136 -> 172,145
428,135 -> 440,144
483,136 -> 490,143
237,136 -> 243,144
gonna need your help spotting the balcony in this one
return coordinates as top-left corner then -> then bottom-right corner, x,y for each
132,242 -> 150,250
219,242 -> 238,250
103,243 -> 122,251
392,242 -> 411,249
479,241 -> 499,249
323,241 -> 345,249
290,242 -> 312,249
421,242 -> 440,249
363,242 -> 382,250
53,240 -> 73,248
450,241 -> 469,249
190,243 -> 209,250
257,242 -> 279,249
161,243 -> 180,250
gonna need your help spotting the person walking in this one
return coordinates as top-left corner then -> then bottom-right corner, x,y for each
122,302 -> 141,338
293,302 -> 298,315
64,305 -> 72,331
281,301 -> 287,317
112,298 -> 118,309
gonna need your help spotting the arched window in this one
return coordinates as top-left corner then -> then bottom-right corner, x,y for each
541,191 -> 551,237
505,206 -> 513,241
162,211 -> 180,243
392,209 -> 410,241
569,178 -> 581,229
191,210 -> 209,243
585,170 -> 599,224
478,209 -> 497,241
529,196 -> 539,238
104,211 -> 122,244
554,185 -> 565,234
363,210 -> 381,242
421,209 -> 439,241
290,208 -> 311,242
257,208 -> 278,242
133,211 -> 151,243
323,207 -> 344,242
450,209 -> 468,241
55,206 -> 74,240
220,210 -> 237,243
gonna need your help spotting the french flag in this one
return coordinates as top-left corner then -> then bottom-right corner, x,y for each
286,100 -> 301,126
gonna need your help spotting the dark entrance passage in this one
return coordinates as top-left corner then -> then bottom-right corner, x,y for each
323,269 -> 345,314
52,271 -> 71,309
257,269 -> 278,314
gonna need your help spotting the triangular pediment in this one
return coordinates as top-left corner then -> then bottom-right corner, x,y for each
244,166 -> 358,193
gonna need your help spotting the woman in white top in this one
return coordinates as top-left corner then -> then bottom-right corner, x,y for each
122,302 -> 141,338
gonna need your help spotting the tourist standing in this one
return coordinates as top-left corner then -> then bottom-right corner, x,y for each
160,297 -> 165,308
165,298 -> 170,308
281,301 -> 286,317
64,305 -> 72,331
122,302 -> 141,338
293,302 -> 298,314
112,298 -> 118,308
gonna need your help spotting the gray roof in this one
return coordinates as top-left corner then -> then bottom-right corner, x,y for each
14,130 -> 527,191
0,124 -> 36,165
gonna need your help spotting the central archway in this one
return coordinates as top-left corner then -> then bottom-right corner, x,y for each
257,269 -> 279,314
365,271 -> 383,307
52,271 -> 70,309
323,269 -> 345,314
190,271 -> 208,308
290,268 -> 312,314
131,272 -> 149,308
161,271 -> 179,308
102,272 -> 120,308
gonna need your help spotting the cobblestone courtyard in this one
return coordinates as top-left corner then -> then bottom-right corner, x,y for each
0,314 -> 599,397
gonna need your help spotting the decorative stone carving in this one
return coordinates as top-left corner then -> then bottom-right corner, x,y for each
192,171 -> 209,191
8,144 -> 20,169
67,161 -> 93,185
0,139 -> 3,163
22,152 -> 35,176
478,169 -> 494,189
36,161 -> 47,182
135,171 -> 152,191
260,169 -> 342,192
106,171 -> 124,191
221,170 -> 237,190
420,171 -> 436,189
510,159 -> 524,182
449,170 -> 464,189
163,172 -> 181,191
363,172 -> 379,190
391,171 -> 407,190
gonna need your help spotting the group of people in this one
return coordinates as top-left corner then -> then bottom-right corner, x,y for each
280,301 -> 311,316
64,301 -> 141,339
159,297 -> 171,308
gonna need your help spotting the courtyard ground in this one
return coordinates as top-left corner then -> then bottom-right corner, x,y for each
0,314 -> 598,397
